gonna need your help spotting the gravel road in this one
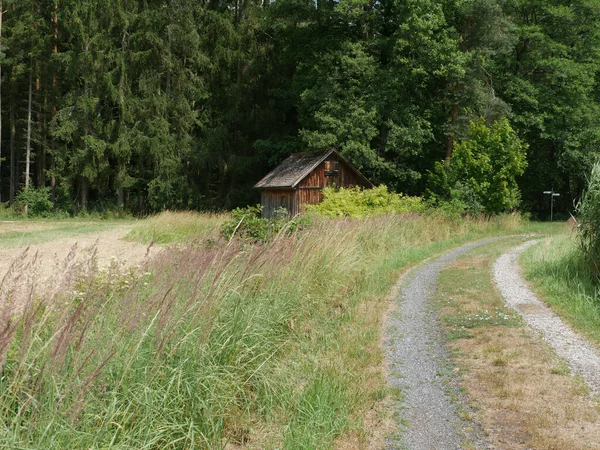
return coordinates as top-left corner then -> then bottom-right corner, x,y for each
493,240 -> 600,396
385,239 -> 499,450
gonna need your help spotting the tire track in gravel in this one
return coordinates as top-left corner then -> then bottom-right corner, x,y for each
493,240 -> 600,396
385,238 -> 501,450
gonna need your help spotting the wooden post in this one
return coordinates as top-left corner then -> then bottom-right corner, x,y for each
543,189 -> 561,222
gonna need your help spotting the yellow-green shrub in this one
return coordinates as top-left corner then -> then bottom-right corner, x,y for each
307,185 -> 424,218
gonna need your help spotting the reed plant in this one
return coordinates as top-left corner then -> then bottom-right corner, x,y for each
0,212 -> 548,448
577,160 -> 600,278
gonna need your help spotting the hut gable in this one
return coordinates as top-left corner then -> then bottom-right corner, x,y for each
254,149 -> 333,190
254,149 -> 373,217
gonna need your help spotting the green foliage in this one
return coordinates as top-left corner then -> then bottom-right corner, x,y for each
307,185 -> 424,218
284,372 -> 349,448
220,205 -> 312,241
426,197 -> 471,219
15,187 -> 54,217
0,203 -> 19,220
494,0 -> 600,210
2,0 -> 600,216
576,160 -> 600,277
428,119 -> 528,214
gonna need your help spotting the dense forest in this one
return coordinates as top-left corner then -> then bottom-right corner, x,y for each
1,0 -> 599,214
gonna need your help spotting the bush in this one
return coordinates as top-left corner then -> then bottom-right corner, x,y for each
577,160 -> 600,278
15,187 -> 54,217
306,185 -> 424,218
220,205 -> 311,241
0,202 -> 19,219
428,118 -> 527,214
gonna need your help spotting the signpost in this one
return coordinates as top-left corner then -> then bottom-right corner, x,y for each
543,189 -> 560,222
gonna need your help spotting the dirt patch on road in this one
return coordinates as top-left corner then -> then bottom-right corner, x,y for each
0,221 -> 60,234
0,226 -> 160,282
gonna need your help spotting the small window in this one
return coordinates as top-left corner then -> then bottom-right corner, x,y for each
325,160 -> 339,176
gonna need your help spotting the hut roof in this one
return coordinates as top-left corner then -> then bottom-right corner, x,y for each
254,149 -> 373,189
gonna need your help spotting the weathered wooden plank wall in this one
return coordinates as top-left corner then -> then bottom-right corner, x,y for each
261,189 -> 295,218
294,188 -> 322,214
298,155 -> 364,190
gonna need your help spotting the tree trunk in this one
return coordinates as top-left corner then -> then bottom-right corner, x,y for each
166,26 -> 171,96
446,102 -> 459,159
40,96 -> 46,187
118,187 -> 124,207
116,32 -> 128,207
50,134 -> 55,202
80,77 -> 89,209
24,70 -> 33,214
35,63 -> 42,187
138,155 -> 144,212
0,1 -> 3,203
9,89 -> 15,204
80,177 -> 88,210
25,69 -> 32,189
50,0 -> 57,202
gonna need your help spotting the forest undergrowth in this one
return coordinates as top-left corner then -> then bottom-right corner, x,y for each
0,212 -> 556,449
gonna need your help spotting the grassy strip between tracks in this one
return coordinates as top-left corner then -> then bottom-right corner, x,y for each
0,213 -> 558,449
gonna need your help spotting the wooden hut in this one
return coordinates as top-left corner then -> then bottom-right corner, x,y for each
254,149 -> 373,218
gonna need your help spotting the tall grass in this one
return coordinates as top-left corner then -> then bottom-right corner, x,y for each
0,212 -> 552,448
125,211 -> 227,245
521,235 -> 600,345
577,160 -> 600,277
